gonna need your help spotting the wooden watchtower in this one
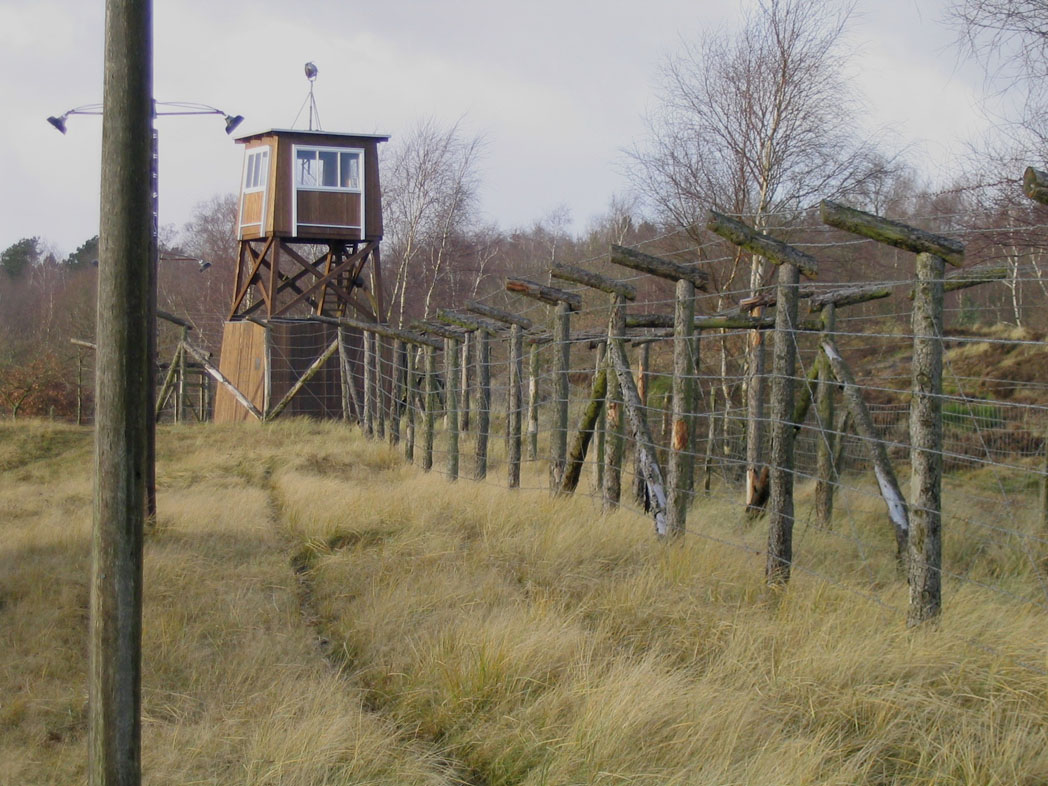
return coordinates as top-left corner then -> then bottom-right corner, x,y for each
214,128 -> 389,422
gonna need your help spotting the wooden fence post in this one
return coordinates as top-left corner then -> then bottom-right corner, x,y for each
363,330 -> 374,438
405,346 -> 416,463
909,251 -> 946,624
505,278 -> 581,491
375,335 -> 386,440
444,335 -> 460,480
706,212 -> 818,582
337,327 -> 352,423
820,200 -> 962,622
422,346 -> 436,472
460,332 -> 471,434
509,324 -> 523,488
666,279 -> 696,536
593,342 -> 606,490
527,344 -> 540,461
476,330 -> 490,479
176,325 -> 188,423
766,260 -> 801,584
263,321 -> 273,419
436,309 -> 504,481
634,341 -> 651,506
465,303 -> 533,486
390,339 -> 405,446
552,300 -> 571,489
815,304 -> 837,525
603,297 -> 626,510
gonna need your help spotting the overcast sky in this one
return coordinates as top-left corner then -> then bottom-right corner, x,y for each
1,0 -> 991,256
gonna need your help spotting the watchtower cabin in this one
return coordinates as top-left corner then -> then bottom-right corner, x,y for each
214,128 -> 389,423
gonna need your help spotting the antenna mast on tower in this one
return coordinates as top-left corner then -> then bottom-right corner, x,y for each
298,61 -> 322,131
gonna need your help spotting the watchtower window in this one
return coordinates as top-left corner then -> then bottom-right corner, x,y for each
243,147 -> 269,192
295,147 -> 362,191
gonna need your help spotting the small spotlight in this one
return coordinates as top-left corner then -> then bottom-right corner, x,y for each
198,259 -> 212,271
91,259 -> 99,267
224,114 -> 244,135
46,115 -> 68,134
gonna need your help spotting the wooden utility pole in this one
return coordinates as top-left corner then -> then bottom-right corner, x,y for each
91,0 -> 152,782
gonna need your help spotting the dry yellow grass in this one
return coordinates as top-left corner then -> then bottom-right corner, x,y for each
3,418 -> 1048,785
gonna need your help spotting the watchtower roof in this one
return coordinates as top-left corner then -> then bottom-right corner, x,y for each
235,128 -> 391,144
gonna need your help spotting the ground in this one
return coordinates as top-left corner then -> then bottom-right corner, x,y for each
3,418 -> 1048,785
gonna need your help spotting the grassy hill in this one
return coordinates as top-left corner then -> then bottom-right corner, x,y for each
3,418 -> 1048,785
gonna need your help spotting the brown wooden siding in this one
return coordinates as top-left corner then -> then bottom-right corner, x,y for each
295,190 -> 362,236
241,190 -> 264,228
214,321 -> 266,423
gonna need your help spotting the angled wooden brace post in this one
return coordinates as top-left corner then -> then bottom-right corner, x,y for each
806,281 -> 894,525
611,244 -> 710,535
467,301 -> 533,488
822,199 -> 964,626
707,211 -> 818,584
820,337 -> 910,562
438,309 -> 503,481
550,264 -> 637,497
505,278 -> 581,492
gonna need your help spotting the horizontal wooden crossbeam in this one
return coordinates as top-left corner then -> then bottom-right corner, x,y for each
820,200 -> 964,267
609,245 -> 709,289
505,278 -> 583,311
706,211 -> 819,278
550,264 -> 636,300
467,301 -> 533,329
437,308 -> 503,335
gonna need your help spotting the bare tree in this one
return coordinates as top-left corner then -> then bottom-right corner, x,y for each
950,0 -> 1048,155
631,0 -> 889,507
382,118 -> 484,326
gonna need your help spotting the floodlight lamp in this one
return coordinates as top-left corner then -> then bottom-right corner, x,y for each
224,114 -> 244,134
47,115 -> 68,134
304,61 -> 318,81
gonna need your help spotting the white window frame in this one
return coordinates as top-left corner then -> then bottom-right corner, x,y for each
238,145 -> 271,235
291,144 -> 365,236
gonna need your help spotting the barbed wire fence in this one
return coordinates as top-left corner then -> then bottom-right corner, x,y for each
69,169 -> 1048,672
296,170 -> 1048,676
